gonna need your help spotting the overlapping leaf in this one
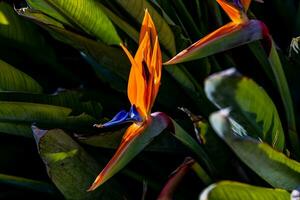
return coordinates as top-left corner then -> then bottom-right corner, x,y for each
205,68 -> 285,151
26,0 -> 121,45
210,109 -> 300,190
0,102 -> 96,137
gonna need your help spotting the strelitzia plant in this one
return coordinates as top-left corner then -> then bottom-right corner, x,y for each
165,0 -> 299,157
88,10 -> 164,191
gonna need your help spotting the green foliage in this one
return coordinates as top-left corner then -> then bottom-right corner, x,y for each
1,0 -> 299,199
205,68 -> 285,151
32,127 -> 123,199
210,109 -> 300,190
200,181 -> 290,200
0,59 -> 42,93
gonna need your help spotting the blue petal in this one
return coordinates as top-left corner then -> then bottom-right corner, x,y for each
101,110 -> 129,128
99,105 -> 143,128
129,105 -> 143,122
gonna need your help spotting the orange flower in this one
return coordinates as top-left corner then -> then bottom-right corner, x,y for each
88,9 -> 162,191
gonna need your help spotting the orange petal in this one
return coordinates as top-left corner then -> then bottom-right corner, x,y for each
120,43 -> 147,116
216,0 -> 247,24
87,123 -> 146,191
147,36 -> 161,112
140,9 -> 157,47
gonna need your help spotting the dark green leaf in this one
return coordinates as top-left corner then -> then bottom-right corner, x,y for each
0,59 -> 42,93
268,41 -> 299,156
0,90 -> 103,118
115,0 -> 176,55
0,101 -> 96,137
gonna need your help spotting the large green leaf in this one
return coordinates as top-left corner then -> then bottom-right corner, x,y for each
268,40 -> 299,156
209,109 -> 300,190
32,127 -> 123,199
0,59 -> 42,93
0,101 -> 96,137
0,2 -> 74,80
27,0 -> 121,45
200,181 -> 290,200
0,90 -> 103,118
25,0 -> 72,26
115,0 -> 176,55
205,68 -> 285,151
0,2 -> 49,50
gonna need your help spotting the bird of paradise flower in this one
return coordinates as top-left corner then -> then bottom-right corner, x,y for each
87,10 -> 168,191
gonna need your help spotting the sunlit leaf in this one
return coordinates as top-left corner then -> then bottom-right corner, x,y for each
26,0 -> 121,45
205,68 -> 285,151
210,109 -> 300,190
33,127 -> 124,199
200,181 -> 290,200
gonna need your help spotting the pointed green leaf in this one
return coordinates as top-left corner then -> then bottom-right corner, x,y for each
200,181 -> 290,200
0,59 -> 42,93
205,68 -> 285,151
33,127 -> 123,199
0,90 -> 103,118
25,0 -> 72,26
268,40 -> 299,156
0,102 -> 96,137
27,0 -> 121,45
209,109 -> 300,190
